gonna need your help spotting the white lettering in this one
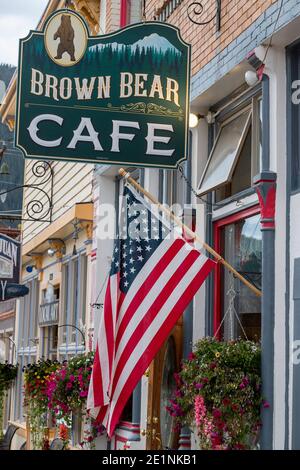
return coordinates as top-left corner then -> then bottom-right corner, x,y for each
98,76 -> 111,99
74,77 -> 96,100
149,75 -> 164,100
145,123 -> 174,156
166,78 -> 179,107
134,73 -> 148,97
292,80 -> 300,105
67,117 -> 103,150
27,114 -> 63,147
110,120 -> 140,152
45,74 -> 59,101
120,73 -> 133,98
60,77 -> 72,100
31,68 -> 44,96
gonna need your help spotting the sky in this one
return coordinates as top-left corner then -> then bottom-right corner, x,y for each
0,0 -> 49,66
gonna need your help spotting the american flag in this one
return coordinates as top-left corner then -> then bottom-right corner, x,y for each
87,185 -> 215,437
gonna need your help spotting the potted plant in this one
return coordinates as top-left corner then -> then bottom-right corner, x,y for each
167,338 -> 265,450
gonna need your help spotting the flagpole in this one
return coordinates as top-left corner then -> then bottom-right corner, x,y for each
119,168 -> 262,298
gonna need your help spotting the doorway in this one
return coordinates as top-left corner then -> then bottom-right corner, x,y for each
146,322 -> 182,450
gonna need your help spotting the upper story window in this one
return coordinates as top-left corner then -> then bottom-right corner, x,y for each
155,0 -> 184,22
121,0 -> 142,27
288,41 -> 300,191
18,278 -> 39,349
60,253 -> 87,350
197,88 -> 262,202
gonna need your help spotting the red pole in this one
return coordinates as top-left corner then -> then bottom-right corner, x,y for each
120,0 -> 127,27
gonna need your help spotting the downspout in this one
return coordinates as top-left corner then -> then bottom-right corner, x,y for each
254,74 -> 277,450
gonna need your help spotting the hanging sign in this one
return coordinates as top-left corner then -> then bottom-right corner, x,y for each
15,10 -> 191,169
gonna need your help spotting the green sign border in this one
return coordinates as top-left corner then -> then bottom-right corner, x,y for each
15,10 -> 191,169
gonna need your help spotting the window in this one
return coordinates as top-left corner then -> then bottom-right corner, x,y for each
15,277 -> 39,420
156,0 -> 184,22
198,91 -> 262,201
121,0 -> 142,27
214,209 -> 262,342
288,41 -> 300,191
60,254 -> 87,353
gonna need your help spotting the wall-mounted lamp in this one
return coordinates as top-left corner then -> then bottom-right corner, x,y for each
26,265 -> 36,273
47,239 -> 66,258
71,219 -> 80,256
245,70 -> 259,87
189,113 -> 204,128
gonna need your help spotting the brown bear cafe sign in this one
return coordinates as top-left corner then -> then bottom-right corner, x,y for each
16,10 -> 191,168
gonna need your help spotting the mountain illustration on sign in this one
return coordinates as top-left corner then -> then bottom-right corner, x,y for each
89,33 -> 182,56
53,14 -> 76,61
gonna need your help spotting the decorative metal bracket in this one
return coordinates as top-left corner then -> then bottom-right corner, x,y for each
0,160 -> 54,223
187,0 -> 221,31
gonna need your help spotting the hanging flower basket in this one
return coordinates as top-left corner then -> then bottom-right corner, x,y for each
167,338 -> 264,450
0,362 -> 18,439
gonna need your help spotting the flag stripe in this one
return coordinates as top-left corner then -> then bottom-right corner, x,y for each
114,248 -> 207,368
115,235 -> 181,328
106,258 -> 215,435
90,344 -> 103,406
116,238 -> 185,348
104,278 -> 114,379
110,250 -> 202,399
109,255 -> 207,407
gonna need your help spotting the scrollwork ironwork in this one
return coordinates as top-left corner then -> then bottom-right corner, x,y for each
187,0 -> 221,30
0,160 -> 53,223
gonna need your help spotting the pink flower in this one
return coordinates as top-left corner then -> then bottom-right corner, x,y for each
263,401 -> 270,409
66,382 -> 73,389
69,374 -> 75,382
194,395 -> 206,426
80,390 -> 88,398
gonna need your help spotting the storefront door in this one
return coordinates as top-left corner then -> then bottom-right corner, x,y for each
146,322 -> 183,450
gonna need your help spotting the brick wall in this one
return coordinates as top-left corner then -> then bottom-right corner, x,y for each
145,0 -> 276,76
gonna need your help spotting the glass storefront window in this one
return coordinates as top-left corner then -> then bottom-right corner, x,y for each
218,213 -> 262,341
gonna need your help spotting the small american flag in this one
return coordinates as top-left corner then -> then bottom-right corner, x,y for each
87,185 -> 215,437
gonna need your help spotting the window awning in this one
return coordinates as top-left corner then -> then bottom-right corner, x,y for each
197,110 -> 251,197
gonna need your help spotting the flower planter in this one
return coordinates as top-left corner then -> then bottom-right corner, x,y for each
167,338 -> 263,450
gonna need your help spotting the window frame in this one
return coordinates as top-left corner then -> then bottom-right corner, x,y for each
213,205 -> 261,338
197,86 -> 262,200
59,252 -> 88,351
198,107 -> 252,197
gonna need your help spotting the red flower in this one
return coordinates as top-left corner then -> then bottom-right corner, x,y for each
188,352 -> 196,361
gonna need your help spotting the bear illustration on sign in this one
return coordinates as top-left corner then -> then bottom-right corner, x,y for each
53,15 -> 76,62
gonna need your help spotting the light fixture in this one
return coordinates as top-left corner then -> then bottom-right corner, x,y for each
47,239 -> 66,258
47,247 -> 57,257
245,70 -> 259,87
189,113 -> 200,128
72,219 -> 80,256
0,161 -> 9,175
26,265 -> 36,273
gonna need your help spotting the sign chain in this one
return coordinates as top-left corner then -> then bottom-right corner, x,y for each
177,164 -> 245,210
